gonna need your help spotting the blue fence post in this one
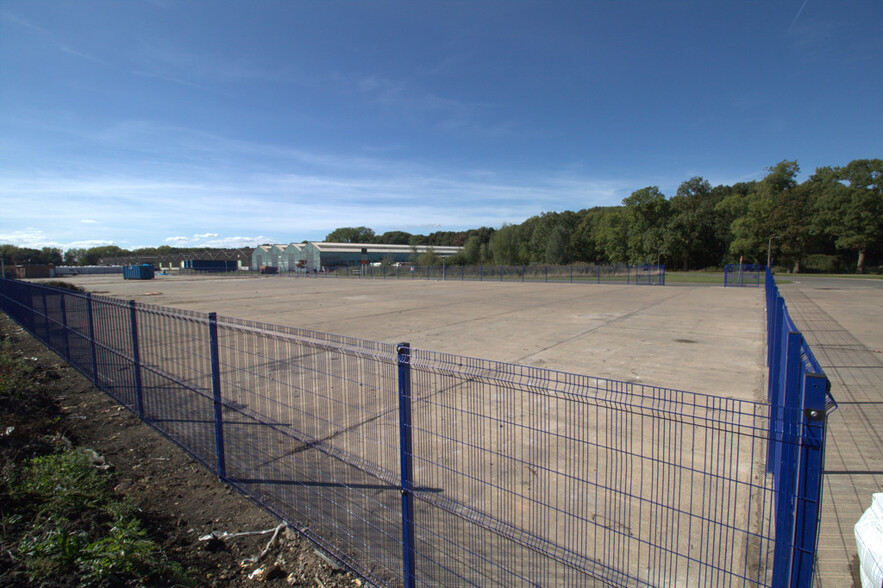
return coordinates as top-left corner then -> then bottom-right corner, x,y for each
397,342 -> 416,588
59,293 -> 70,362
128,300 -> 144,420
521,265 -> 525,282
500,265 -> 503,282
767,296 -> 786,469
570,264 -> 573,283
208,312 -> 227,481
790,373 -> 829,586
771,330 -> 803,587
86,293 -> 99,386
544,266 -> 548,282
41,291 -> 50,344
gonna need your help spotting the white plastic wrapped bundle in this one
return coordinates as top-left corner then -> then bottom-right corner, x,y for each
856,493 -> 883,588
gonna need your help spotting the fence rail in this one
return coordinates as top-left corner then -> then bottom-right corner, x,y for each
243,263 -> 666,285
724,264 -> 765,287
0,274 -> 832,586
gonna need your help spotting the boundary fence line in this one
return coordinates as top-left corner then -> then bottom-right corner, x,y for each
312,263 -> 666,286
168,263 -> 666,285
725,264 -> 765,287
0,274 -> 832,586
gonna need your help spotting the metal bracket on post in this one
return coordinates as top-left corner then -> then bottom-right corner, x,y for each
129,300 -> 144,420
209,312 -> 227,481
397,342 -> 416,588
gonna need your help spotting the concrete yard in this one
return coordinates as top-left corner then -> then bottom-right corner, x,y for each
55,272 -> 767,401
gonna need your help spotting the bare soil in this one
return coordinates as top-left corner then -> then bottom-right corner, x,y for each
0,312 -> 363,587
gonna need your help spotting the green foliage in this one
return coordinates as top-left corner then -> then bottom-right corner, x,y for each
376,230 -> 412,244
810,159 -> 883,272
25,451 -> 111,514
324,226 -> 376,243
10,448 -> 190,586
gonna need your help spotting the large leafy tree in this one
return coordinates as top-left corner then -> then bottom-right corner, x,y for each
490,223 -> 525,265
544,224 -> 569,265
726,161 -> 812,271
324,226 -> 375,243
594,207 -> 629,264
622,186 -> 670,264
664,177 -> 731,269
811,159 -> 883,273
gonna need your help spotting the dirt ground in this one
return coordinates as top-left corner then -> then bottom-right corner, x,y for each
0,312 -> 363,587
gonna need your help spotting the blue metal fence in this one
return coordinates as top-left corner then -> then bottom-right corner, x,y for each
0,275 -> 832,586
724,264 -> 764,287
263,263 -> 666,285
764,267 -> 836,586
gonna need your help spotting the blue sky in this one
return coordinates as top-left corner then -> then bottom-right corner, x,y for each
1,1 -> 880,251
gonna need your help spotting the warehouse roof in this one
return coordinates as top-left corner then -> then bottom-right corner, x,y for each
308,242 -> 461,255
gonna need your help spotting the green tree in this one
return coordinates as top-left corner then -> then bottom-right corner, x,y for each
324,227 -> 375,243
63,248 -> 87,265
726,161 -> 811,271
81,245 -> 126,265
622,186 -> 670,264
594,208 -> 628,263
545,224 -> 569,265
376,231 -> 412,245
811,159 -> 883,273
416,247 -> 442,266
665,177 -> 729,270
491,224 -> 524,265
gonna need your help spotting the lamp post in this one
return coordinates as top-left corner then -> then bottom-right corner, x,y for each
767,235 -> 778,268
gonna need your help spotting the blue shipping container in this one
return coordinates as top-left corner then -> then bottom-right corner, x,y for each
123,264 -> 155,280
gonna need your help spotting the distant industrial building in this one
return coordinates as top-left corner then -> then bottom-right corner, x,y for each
250,242 -> 462,272
251,244 -> 284,271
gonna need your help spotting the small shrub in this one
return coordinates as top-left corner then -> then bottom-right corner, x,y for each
25,450 -> 110,515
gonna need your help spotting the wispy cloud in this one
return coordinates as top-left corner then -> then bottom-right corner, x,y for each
1,9 -> 104,64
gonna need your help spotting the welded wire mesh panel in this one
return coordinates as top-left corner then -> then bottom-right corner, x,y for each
133,304 -> 219,469
406,350 -> 776,586
59,292 -> 96,381
89,295 -> 140,411
212,317 -> 404,586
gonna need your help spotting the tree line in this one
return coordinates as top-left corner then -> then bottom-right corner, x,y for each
3,159 -> 879,274
0,245 -> 242,268
327,158 -> 882,273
